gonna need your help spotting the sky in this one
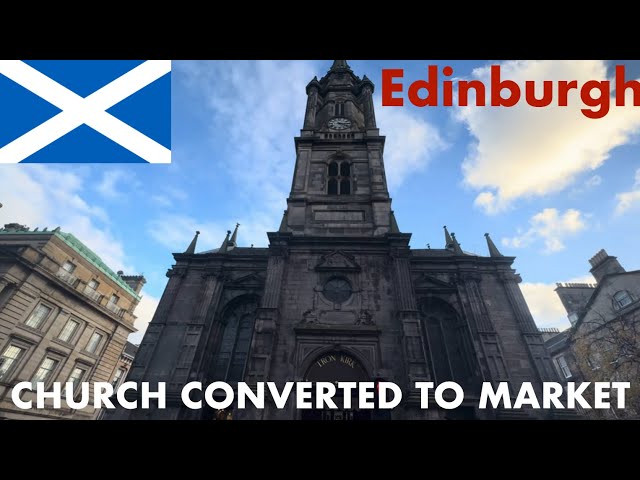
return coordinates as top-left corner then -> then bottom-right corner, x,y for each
1,59 -> 639,344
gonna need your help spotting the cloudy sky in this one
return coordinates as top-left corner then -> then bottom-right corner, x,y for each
1,60 -> 639,343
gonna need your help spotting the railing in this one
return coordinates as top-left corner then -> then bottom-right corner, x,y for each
83,285 -> 103,303
56,268 -> 78,287
105,302 -> 125,318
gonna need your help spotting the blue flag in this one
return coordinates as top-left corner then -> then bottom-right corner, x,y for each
0,60 -> 171,163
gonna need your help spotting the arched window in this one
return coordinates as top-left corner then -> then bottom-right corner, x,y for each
613,290 -> 633,310
211,299 -> 258,382
327,159 -> 352,195
419,298 -> 475,387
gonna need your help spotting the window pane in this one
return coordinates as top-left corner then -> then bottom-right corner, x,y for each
0,345 -> 25,380
328,162 -> 338,176
32,357 -> 59,385
340,162 -> 350,177
228,315 -> 255,382
86,332 -> 103,354
58,319 -> 80,343
328,178 -> 338,195
25,304 -> 52,329
68,367 -> 86,388
62,261 -> 76,273
109,294 -> 119,305
614,291 -> 632,309
340,179 -> 351,195
88,279 -> 99,290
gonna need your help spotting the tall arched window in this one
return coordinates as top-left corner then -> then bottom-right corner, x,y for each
327,159 -> 351,195
419,298 -> 474,387
211,299 -> 258,382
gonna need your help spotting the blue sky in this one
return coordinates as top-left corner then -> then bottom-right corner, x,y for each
1,60 -> 639,343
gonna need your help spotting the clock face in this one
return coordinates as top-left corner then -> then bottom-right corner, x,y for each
328,117 -> 352,130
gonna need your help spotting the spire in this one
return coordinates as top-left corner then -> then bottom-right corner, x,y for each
444,225 -> 454,249
330,60 -> 351,71
219,230 -> 231,253
389,211 -> 400,233
184,231 -> 200,254
484,233 -> 503,257
229,223 -> 240,248
279,210 -> 288,233
450,232 -> 464,255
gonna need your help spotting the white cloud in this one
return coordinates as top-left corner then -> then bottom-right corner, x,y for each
521,275 -> 593,330
375,96 -> 448,189
96,170 -> 138,200
151,186 -> 189,208
614,168 -> 640,215
0,165 -> 133,272
129,294 -> 160,345
456,60 -> 640,214
585,175 -> 602,188
175,61 -> 316,219
502,208 -> 587,253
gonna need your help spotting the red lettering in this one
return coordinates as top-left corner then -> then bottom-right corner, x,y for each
382,69 -> 404,106
615,65 -> 640,106
458,80 -> 486,106
581,80 -> 610,119
558,80 -> 577,106
490,65 -> 520,107
443,66 -> 453,106
525,81 -> 553,107
408,65 -> 439,107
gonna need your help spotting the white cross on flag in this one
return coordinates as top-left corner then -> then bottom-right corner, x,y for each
0,60 -> 171,164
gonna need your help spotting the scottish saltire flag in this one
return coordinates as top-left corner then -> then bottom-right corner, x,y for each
0,60 -> 171,163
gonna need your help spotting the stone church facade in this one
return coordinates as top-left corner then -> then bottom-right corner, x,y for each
110,61 -> 558,420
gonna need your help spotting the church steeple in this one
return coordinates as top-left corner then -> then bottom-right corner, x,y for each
329,60 -> 352,72
280,60 -> 391,238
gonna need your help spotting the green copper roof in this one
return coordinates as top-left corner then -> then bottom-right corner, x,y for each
54,231 -> 141,300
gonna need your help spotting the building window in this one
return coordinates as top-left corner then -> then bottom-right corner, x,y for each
568,312 -> 579,325
62,261 -> 76,273
108,294 -> 119,306
211,299 -> 258,383
24,303 -> 53,329
31,357 -> 59,387
327,160 -> 351,195
111,367 -> 127,389
555,355 -> 572,379
335,102 -> 344,116
88,279 -> 99,290
67,366 -> 87,392
0,345 -> 26,381
613,290 -> 632,310
85,332 -> 104,354
57,319 -> 80,343
323,277 -> 353,304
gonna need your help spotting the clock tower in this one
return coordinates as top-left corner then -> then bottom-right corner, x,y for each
283,60 -> 396,237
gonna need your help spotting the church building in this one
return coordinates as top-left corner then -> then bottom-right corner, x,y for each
110,61 -> 559,420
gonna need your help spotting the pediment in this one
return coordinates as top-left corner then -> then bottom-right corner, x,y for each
414,273 -> 456,290
228,272 -> 266,287
315,250 -> 360,272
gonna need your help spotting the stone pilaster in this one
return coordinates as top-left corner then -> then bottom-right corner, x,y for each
499,271 -> 556,383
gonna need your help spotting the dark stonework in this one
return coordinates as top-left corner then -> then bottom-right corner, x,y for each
107,61 -> 556,420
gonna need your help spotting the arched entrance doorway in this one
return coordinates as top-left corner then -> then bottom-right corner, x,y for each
301,350 -> 372,420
